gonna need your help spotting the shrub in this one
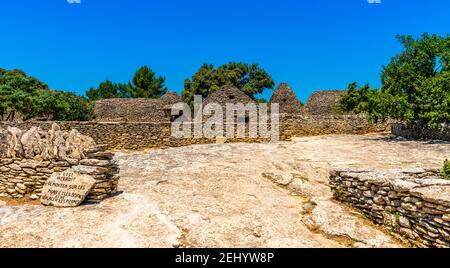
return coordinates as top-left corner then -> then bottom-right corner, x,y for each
1,68 -> 94,121
442,159 -> 450,180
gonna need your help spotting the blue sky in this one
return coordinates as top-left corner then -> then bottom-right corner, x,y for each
1,0 -> 449,102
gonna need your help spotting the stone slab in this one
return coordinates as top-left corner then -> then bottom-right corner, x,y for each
40,169 -> 95,207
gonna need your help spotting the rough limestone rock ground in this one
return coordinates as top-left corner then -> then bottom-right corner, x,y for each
0,134 -> 449,248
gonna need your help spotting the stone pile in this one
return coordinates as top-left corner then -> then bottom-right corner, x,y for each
330,169 -> 450,248
0,124 -> 119,203
4,123 -> 96,160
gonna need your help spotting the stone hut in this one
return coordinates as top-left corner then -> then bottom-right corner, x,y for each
160,92 -> 184,122
269,83 -> 302,114
202,85 -> 256,125
160,91 -> 183,106
203,85 -> 256,108
306,90 -> 346,115
94,98 -> 166,123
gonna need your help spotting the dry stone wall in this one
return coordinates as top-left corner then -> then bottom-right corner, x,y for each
0,124 -> 119,203
1,114 -> 390,151
306,90 -> 346,115
280,114 -> 391,139
392,122 -> 450,141
93,98 -> 167,123
330,169 -> 450,248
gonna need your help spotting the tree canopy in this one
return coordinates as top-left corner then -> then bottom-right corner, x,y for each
338,34 -> 450,129
181,62 -> 275,105
86,66 -> 167,101
0,68 -> 93,121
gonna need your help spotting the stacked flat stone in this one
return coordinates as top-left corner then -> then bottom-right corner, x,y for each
76,146 -> 119,203
0,152 -> 119,202
306,90 -> 346,115
330,168 -> 450,248
392,122 -> 450,142
0,124 -> 119,203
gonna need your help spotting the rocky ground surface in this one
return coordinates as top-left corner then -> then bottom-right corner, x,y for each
0,134 -> 449,248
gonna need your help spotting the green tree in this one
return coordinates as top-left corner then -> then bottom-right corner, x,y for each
182,62 -> 275,105
338,34 -> 450,129
337,82 -> 377,114
86,79 -> 119,101
86,66 -> 167,100
376,33 -> 450,128
1,68 -> 93,121
131,66 -> 167,98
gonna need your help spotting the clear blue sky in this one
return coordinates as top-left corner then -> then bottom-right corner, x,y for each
1,0 -> 449,102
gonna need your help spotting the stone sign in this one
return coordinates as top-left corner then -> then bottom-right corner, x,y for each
41,169 -> 96,207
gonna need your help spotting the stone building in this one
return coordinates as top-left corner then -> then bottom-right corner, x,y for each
203,85 -> 255,108
306,90 -> 346,115
93,98 -> 166,123
160,92 -> 185,122
269,83 -> 302,114
160,91 -> 183,106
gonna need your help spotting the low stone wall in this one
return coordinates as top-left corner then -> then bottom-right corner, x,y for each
1,114 -> 389,150
0,121 -> 269,150
330,169 -> 450,248
0,147 -> 119,203
280,114 -> 391,139
392,122 -> 450,141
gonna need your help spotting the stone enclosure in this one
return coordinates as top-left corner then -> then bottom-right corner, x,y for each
0,124 -> 119,203
330,169 -> 450,248
1,85 -> 448,247
0,85 -> 392,150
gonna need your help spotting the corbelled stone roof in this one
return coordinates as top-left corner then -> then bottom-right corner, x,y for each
306,90 -> 346,115
203,85 -> 255,107
269,83 -> 302,114
160,92 -> 183,106
93,98 -> 166,123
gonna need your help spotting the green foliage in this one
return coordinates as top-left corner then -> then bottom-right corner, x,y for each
338,33 -> 450,129
442,159 -> 450,180
377,33 -> 450,128
86,66 -> 167,101
132,66 -> 167,98
0,68 -> 93,121
256,98 -> 268,104
181,62 -> 275,105
337,82 -> 377,114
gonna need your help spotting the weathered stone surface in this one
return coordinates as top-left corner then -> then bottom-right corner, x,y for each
6,127 -> 23,158
40,169 -> 96,207
3,124 -> 96,161
410,186 -> 450,207
330,168 -> 450,248
0,133 -> 447,248
65,129 -> 96,160
71,165 -> 110,175
79,159 -> 111,167
16,183 -> 27,191
215,136 -> 227,145
270,83 -> 303,114
262,172 -> 293,186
